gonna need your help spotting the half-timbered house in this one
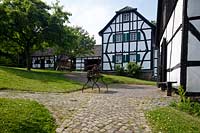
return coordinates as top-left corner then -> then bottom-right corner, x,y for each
99,6 -> 157,79
32,45 -> 101,70
156,0 -> 200,95
32,48 -> 56,69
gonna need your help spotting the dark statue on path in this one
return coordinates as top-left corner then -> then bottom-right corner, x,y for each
82,64 -> 108,93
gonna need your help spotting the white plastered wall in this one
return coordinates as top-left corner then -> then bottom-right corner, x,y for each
160,0 -> 183,86
32,58 -> 40,68
187,0 -> 200,61
188,32 -> 200,61
75,58 -> 84,70
32,57 -> 54,69
186,0 -> 200,92
187,0 -> 200,17
187,67 -> 200,92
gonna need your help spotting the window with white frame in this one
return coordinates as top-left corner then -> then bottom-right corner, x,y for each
130,32 -> 141,41
113,34 -> 122,42
46,60 -> 52,64
130,54 -> 136,62
116,55 -> 122,63
123,13 -> 130,22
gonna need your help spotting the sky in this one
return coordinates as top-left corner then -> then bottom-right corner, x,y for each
43,0 -> 158,44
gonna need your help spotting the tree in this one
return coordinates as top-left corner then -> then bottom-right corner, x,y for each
0,0 -> 71,71
44,0 -> 71,46
151,20 -> 156,26
67,26 -> 95,58
55,26 -> 96,70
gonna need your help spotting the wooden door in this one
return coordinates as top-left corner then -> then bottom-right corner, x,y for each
158,38 -> 168,90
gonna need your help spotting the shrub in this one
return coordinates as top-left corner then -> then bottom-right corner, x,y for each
190,102 -> 200,116
126,62 -> 141,77
178,86 -> 188,103
171,86 -> 191,112
170,86 -> 200,117
0,56 -> 14,66
114,64 -> 125,76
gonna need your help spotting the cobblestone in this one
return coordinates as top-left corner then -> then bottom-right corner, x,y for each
0,83 -> 178,133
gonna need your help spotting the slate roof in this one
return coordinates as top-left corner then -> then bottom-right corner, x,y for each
116,6 -> 137,13
31,48 -> 55,57
32,45 -> 102,57
93,45 -> 102,56
77,45 -> 102,58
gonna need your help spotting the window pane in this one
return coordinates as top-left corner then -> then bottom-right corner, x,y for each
123,33 -> 130,42
115,34 -> 122,42
116,55 -> 122,63
123,13 -> 130,22
130,32 -> 137,41
130,55 -> 136,62
130,32 -> 140,41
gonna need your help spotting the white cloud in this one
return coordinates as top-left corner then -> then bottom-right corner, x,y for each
70,6 -> 110,44
43,0 -> 113,44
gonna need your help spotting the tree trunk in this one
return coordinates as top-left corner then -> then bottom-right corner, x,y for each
17,54 -> 20,67
73,58 -> 76,70
25,44 -> 31,71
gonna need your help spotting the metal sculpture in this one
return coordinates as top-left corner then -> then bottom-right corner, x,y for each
82,64 -> 108,93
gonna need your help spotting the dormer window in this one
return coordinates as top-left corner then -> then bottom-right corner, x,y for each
123,13 -> 130,22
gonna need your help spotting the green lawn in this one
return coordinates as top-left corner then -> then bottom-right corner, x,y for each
146,107 -> 200,133
0,66 -> 82,92
0,98 -> 56,133
102,74 -> 156,86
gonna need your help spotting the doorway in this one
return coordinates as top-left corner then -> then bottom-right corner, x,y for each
40,59 -> 45,69
84,59 -> 101,71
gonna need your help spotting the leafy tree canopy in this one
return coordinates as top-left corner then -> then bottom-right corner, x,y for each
0,0 -> 95,71
55,26 -> 96,59
0,0 -> 71,70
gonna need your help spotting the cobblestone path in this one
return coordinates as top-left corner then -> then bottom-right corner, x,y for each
0,85 -> 178,133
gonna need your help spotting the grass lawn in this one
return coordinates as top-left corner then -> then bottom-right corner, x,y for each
102,74 -> 156,86
0,66 -> 82,92
146,107 -> 200,133
0,98 -> 56,133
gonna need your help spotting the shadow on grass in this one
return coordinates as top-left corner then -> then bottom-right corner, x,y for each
0,66 -> 80,85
